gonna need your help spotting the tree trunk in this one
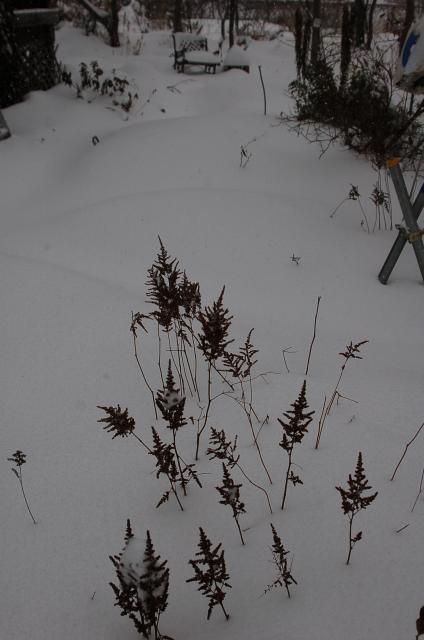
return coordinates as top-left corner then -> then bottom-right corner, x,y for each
0,3 -> 26,108
229,0 -> 236,47
73,0 -> 120,47
310,0 -> 321,67
399,0 -> 415,51
366,0 -> 378,49
173,0 -> 183,32
108,0 -> 120,47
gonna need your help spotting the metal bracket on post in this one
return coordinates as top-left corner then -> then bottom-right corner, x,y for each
378,158 -> 424,284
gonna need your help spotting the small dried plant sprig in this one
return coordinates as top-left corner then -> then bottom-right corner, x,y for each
8,450 -> 37,524
207,427 -> 272,513
150,426 -> 201,510
335,451 -> 378,565
156,361 -> 187,432
279,381 -> 314,510
146,236 -> 181,332
98,404 -> 151,451
195,286 -> 234,459
110,522 -> 172,640
329,184 -> 370,232
156,360 -> 197,497
150,426 -> 183,510
197,286 -> 233,362
217,463 -> 246,545
265,524 -> 297,598
187,527 -> 231,620
315,339 -> 368,449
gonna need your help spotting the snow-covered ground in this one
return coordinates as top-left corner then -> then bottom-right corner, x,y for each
1,19 -> 423,640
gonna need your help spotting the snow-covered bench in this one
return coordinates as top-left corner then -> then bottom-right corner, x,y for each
172,33 -> 220,74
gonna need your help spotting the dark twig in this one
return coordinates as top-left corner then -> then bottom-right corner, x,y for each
390,422 -> 424,482
305,295 -> 321,376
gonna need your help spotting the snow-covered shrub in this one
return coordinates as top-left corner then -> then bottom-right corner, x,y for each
61,60 -> 139,113
287,42 -> 424,168
110,521 -> 172,639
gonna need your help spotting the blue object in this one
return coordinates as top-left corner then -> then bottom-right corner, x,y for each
402,30 -> 419,67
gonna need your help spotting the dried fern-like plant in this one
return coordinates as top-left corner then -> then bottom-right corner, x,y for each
110,521 -> 172,639
335,451 -> 378,564
207,427 -> 272,513
187,527 -> 231,620
265,524 -> 297,598
279,381 -> 314,510
195,286 -> 233,459
216,463 -> 246,545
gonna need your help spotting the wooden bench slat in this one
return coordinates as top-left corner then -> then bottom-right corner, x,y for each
13,8 -> 60,28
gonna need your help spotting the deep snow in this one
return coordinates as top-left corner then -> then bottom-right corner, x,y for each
1,20 -> 423,640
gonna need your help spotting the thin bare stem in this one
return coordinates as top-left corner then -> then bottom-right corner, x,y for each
236,462 -> 273,514
390,422 -> 424,481
157,322 -> 164,386
305,295 -> 321,376
18,469 -> 37,525
281,451 -> 292,510
235,516 -> 245,545
196,362 -> 212,460
131,431 -> 153,453
411,466 -> 424,512
132,331 -> 158,420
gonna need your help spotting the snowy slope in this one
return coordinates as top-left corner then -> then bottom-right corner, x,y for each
0,22 -> 423,640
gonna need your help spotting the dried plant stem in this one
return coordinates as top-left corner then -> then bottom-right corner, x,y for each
390,422 -> 424,481
281,451 -> 293,510
235,516 -> 245,545
17,469 -> 37,525
157,321 -> 164,386
258,65 -> 267,116
357,198 -> 370,233
314,395 -> 327,449
329,197 -> 349,218
346,515 -> 354,565
411,467 -> 424,512
167,330 -> 184,394
131,431 -> 153,453
157,322 -> 165,387
224,392 -> 272,484
173,430 -> 187,496
305,295 -> 321,376
236,462 -> 273,514
169,480 -> 184,511
315,362 -> 350,449
196,362 -> 213,460
132,332 -> 158,420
